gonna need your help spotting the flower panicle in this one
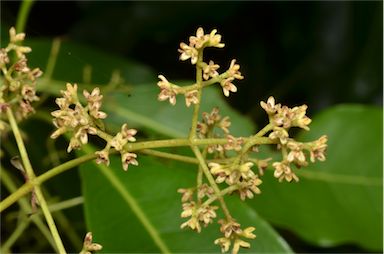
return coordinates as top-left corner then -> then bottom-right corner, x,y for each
259,96 -> 328,182
0,27 -> 42,120
156,27 -> 244,107
50,83 -> 139,171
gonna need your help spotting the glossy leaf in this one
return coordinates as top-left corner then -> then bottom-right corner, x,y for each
80,146 -> 292,253
250,105 -> 383,250
26,38 -> 156,84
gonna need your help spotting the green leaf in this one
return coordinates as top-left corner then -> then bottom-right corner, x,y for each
26,38 -> 156,84
104,85 -> 255,138
80,146 -> 292,253
250,104 -> 383,250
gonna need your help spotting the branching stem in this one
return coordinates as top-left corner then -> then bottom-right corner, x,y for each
6,108 -> 66,254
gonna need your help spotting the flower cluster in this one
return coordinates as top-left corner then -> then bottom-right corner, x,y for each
209,161 -> 262,201
261,96 -> 312,131
157,27 -> 244,107
260,96 -> 328,182
197,107 -> 230,136
272,135 -> 328,182
50,83 -> 138,171
96,123 -> 139,171
157,75 -> 179,105
196,107 -> 239,156
50,83 -> 105,152
178,184 -> 218,233
179,27 -> 225,64
0,27 -> 42,123
214,219 -> 256,254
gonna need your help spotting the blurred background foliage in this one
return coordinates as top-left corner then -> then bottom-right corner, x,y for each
1,1 -> 382,253
3,1 -> 382,119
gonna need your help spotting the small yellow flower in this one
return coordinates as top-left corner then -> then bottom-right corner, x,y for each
214,237 -> 231,253
206,29 -> 225,48
61,83 -> 78,104
291,105 -> 312,130
232,238 -> 251,254
228,59 -> 244,80
203,60 -> 220,80
220,77 -> 237,97
157,75 -> 177,105
121,123 -> 137,142
272,161 -> 299,182
121,152 -> 138,171
95,150 -> 110,166
218,116 -> 231,134
241,227 -> 256,239
177,188 -> 194,202
9,27 -> 25,43
189,27 -> 207,49
67,136 -> 81,153
185,90 -> 199,107
269,127 -> 289,144
178,42 -> 198,64
310,135 -> 328,162
81,232 -> 102,254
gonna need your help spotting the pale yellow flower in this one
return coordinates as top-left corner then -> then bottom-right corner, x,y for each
178,42 -> 198,64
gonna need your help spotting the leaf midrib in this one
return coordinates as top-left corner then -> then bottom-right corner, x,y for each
82,145 -> 171,254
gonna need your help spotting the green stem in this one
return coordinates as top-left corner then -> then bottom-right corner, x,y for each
188,49 -> 204,140
15,0 -> 35,34
202,185 -> 239,207
282,146 -> 288,160
97,128 -> 273,151
255,122 -> 273,138
232,123 -> 274,167
0,168 -> 57,251
1,125 -> 273,213
196,147 -> 208,205
0,153 -> 96,212
1,217 -> 30,252
6,108 -> 66,254
44,38 -> 61,81
191,146 -> 232,220
34,196 -> 84,215
176,71 -> 229,93
139,149 -> 198,164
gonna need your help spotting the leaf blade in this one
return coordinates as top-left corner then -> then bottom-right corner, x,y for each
251,104 -> 383,250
